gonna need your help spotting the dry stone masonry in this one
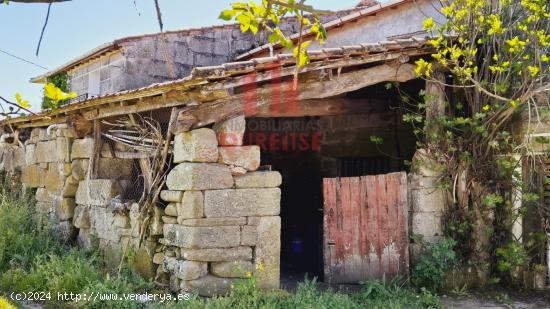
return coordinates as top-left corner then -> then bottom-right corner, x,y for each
0,115 -> 281,296
158,116 -> 282,296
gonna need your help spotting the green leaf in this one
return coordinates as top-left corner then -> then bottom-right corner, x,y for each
219,9 -> 236,21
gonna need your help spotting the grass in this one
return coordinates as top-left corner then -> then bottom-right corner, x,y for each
0,174 -> 441,309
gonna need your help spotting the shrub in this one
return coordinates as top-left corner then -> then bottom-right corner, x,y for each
0,181 -> 63,274
412,238 -> 458,291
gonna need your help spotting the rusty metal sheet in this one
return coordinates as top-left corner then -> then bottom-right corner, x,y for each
323,172 -> 409,283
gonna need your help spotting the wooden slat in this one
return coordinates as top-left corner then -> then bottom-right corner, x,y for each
323,172 -> 409,283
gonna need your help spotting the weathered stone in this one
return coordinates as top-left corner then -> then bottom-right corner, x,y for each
129,203 -> 141,238
234,171 -> 282,188
149,206 -> 164,236
170,275 -> 181,293
254,216 -> 281,289
12,147 -> 25,170
100,142 -> 114,158
62,176 -> 79,197
97,158 -> 133,180
173,128 -> 218,163
35,141 -> 58,163
240,225 -> 258,246
60,163 -> 72,177
160,190 -> 183,203
409,176 -> 445,213
44,164 -> 66,193
166,163 -> 233,191
162,256 -> 178,272
177,191 -> 204,219
75,179 -> 122,207
56,127 -> 75,138
162,216 -> 178,224
35,201 -> 53,214
51,221 -> 76,243
25,144 -> 36,165
56,137 -> 72,163
185,275 -> 233,296
174,260 -> 207,280
181,247 -> 252,262
113,213 -> 130,228
38,128 -> 55,141
164,203 -> 179,217
218,146 -> 260,171
21,164 -> 44,188
153,252 -> 164,265
163,224 -> 240,248
71,159 -> 89,181
89,206 -> 119,242
77,228 -> 94,249
133,241 -> 157,280
211,261 -> 254,278
179,217 -> 246,227
213,116 -> 246,146
230,166 -> 247,176
53,197 -> 76,221
411,211 -> 443,242
73,205 -> 91,229
204,188 -> 281,217
71,137 -> 94,159
101,240 -> 124,271
36,187 -> 54,202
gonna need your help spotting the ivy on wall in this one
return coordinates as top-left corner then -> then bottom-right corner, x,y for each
42,73 -> 70,109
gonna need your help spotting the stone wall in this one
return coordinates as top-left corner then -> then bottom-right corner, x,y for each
117,10 -> 358,91
156,116 -> 282,296
0,126 -> 141,272
0,116 -> 281,296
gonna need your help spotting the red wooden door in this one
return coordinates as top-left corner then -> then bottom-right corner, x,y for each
323,172 -> 409,283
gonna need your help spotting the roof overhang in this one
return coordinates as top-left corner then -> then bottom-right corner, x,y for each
30,42 -> 120,84
8,38 -> 433,130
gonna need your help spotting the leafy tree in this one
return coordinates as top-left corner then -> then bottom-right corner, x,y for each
220,0 -> 329,68
409,0 -> 549,282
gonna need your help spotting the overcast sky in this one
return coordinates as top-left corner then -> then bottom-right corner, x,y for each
0,0 -> 362,112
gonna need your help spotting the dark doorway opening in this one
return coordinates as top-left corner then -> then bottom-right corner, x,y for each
243,80 -> 421,285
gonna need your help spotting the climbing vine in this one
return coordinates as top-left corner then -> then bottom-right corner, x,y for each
404,0 -> 549,284
41,73 -> 76,110
220,0 -> 329,68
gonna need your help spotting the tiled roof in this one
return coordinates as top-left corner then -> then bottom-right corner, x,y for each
235,0 -> 413,60
29,7 -> 364,84
4,38 -> 432,128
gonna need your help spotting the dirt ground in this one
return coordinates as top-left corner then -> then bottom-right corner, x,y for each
440,290 -> 550,309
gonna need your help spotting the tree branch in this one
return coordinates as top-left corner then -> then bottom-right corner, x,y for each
153,0 -> 163,32
268,0 -> 333,14
0,96 -> 35,116
35,2 -> 52,56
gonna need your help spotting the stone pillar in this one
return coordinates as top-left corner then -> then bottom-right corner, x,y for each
158,116 -> 282,296
409,72 -> 447,263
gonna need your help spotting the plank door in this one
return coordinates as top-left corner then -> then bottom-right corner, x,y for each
323,172 -> 409,283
